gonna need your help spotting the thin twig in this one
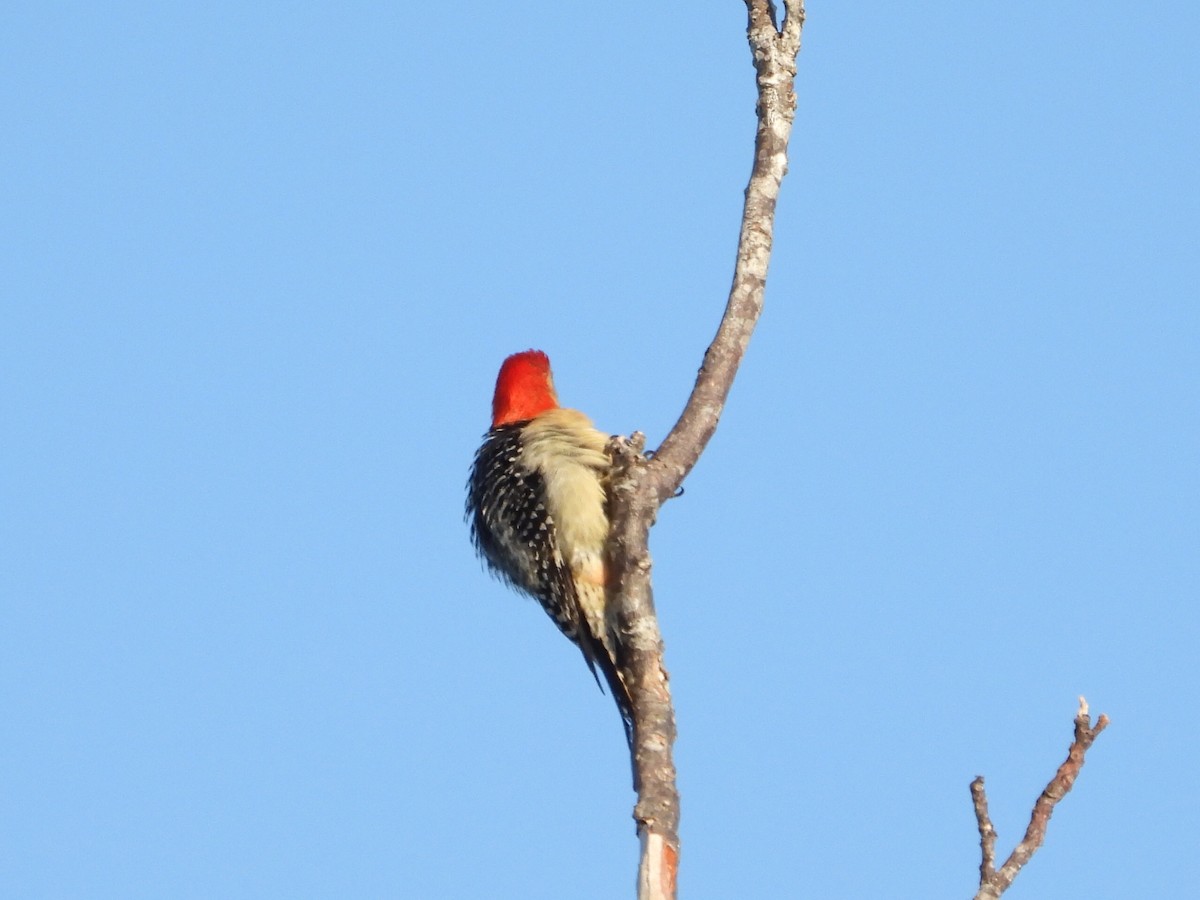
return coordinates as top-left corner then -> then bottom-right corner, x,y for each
606,4 -> 805,899
972,697 -> 1110,899
970,777 -> 997,883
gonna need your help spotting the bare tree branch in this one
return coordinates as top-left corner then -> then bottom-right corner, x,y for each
970,778 -> 998,885
972,698 -> 1110,899
607,430 -> 678,900
606,4 -> 805,898
651,0 -> 805,499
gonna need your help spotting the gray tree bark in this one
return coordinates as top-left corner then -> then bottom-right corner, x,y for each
605,4 -> 805,898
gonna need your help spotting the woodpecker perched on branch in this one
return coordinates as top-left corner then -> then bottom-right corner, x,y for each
466,349 -> 633,747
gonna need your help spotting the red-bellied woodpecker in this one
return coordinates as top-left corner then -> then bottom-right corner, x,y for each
466,349 -> 633,746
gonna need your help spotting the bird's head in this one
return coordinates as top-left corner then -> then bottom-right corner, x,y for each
491,349 -> 559,427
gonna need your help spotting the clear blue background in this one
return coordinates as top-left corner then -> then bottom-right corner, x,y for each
3,3 -> 1196,898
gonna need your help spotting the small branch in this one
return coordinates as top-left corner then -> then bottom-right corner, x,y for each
969,778 -> 997,884
972,697 -> 1110,900
649,0 -> 805,500
606,4 -> 806,899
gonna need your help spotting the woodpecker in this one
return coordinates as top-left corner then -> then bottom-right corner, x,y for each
466,349 -> 633,746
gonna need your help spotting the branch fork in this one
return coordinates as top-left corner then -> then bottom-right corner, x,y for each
971,698 -> 1110,899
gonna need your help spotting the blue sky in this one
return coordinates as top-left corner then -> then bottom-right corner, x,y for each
3,3 -> 1197,898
